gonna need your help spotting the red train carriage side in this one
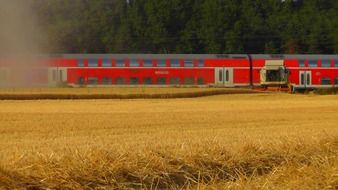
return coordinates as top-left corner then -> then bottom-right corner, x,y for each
250,54 -> 338,90
1,54 -> 338,90
283,55 -> 338,90
48,54 -> 252,87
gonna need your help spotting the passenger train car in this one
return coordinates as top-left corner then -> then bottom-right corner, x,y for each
0,54 -> 338,90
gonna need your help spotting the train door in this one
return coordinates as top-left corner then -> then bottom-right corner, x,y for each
48,67 -> 67,86
299,71 -> 312,88
215,68 -> 233,86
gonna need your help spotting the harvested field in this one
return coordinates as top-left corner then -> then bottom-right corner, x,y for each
0,93 -> 337,189
0,87 -> 259,100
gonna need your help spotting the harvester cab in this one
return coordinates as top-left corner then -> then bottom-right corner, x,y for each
260,60 -> 289,87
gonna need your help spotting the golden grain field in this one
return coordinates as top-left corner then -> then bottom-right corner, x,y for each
0,93 -> 337,189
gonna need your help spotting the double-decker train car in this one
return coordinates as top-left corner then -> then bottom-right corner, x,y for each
0,54 -> 338,90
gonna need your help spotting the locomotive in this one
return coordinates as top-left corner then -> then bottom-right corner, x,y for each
0,54 -> 337,90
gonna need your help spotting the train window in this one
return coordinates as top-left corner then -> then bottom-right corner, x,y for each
143,60 -> 153,67
299,60 -> 305,67
321,60 -> 331,67
143,77 -> 152,85
198,60 -> 204,67
225,70 -> 229,82
197,77 -> 204,85
335,78 -> 338,85
116,60 -> 125,67
308,60 -> 317,67
170,77 -> 180,85
130,77 -> 139,85
184,60 -> 194,67
78,59 -> 85,67
321,78 -> 331,85
219,70 -> 223,81
184,77 -> 194,85
59,70 -> 63,81
300,73 -> 305,85
102,59 -> 112,67
157,60 -> 166,67
306,73 -> 311,86
170,59 -> 180,67
88,59 -> 98,67
88,77 -> 98,85
102,77 -> 112,85
130,59 -> 139,67
157,77 -> 166,85
335,60 -> 338,67
116,77 -> 125,85
77,77 -> 85,85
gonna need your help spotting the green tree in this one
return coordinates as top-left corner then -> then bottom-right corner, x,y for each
32,0 -> 338,54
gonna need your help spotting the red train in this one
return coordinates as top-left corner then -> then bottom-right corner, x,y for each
0,54 -> 338,90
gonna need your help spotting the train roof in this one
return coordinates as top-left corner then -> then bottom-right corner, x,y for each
1,54 -> 338,60
61,54 -> 247,59
252,54 -> 338,59
60,54 -> 338,60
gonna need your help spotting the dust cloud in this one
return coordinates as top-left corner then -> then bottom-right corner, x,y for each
0,0 -> 50,87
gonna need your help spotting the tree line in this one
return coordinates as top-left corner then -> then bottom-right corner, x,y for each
35,0 -> 338,54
